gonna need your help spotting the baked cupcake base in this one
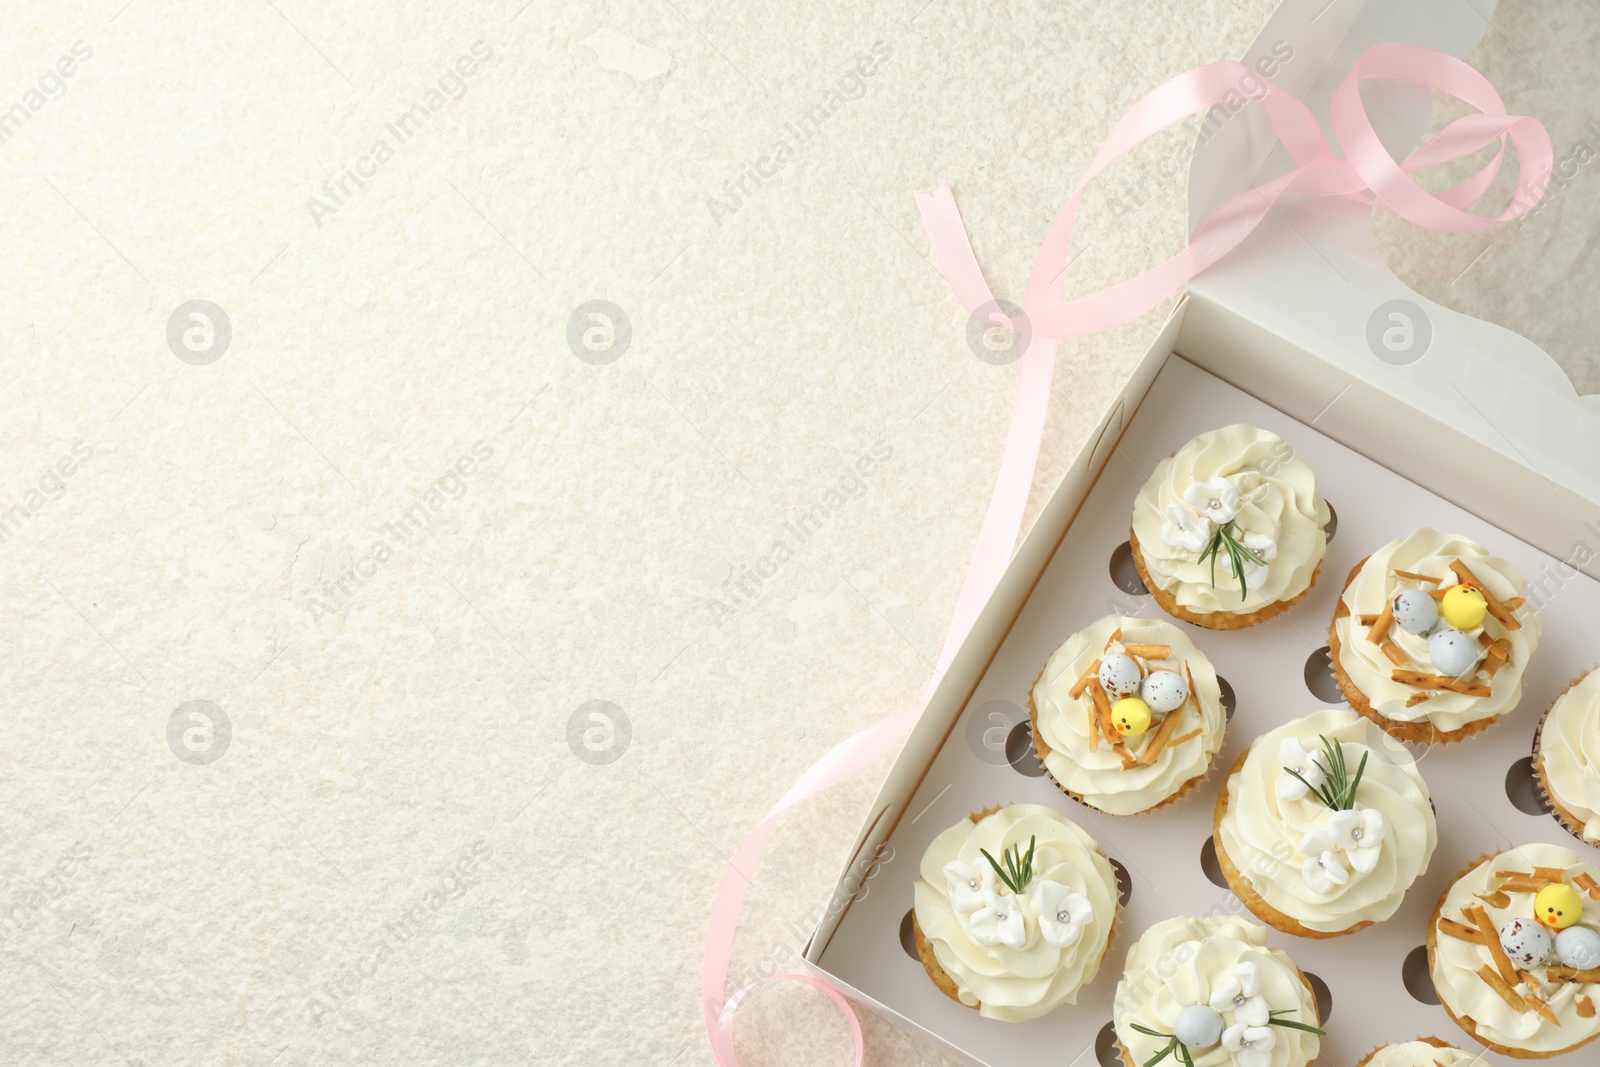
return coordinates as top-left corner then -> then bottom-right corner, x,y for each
1130,527 -> 1322,630
1329,557 -> 1498,745
1352,1037 -> 1459,1067
1114,972 -> 1322,1067
1534,669 -> 1600,846
912,806 -> 1122,1017
1426,849 -> 1600,1059
1209,749 -> 1374,940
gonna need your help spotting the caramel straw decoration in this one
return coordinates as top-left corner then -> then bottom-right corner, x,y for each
1068,660 -> 1100,700
1438,917 -> 1482,943
1394,569 -> 1440,584
1477,964 -> 1530,1012
1086,682 -> 1106,752
1580,994 -> 1596,1019
1170,728 -> 1201,747
1449,560 -> 1521,631
1392,670 -> 1492,697
1576,873 -> 1600,901
1550,966 -> 1600,984
1467,904 -> 1520,988
1357,613 -> 1380,626
1405,692 -> 1432,707
1103,628 -> 1124,651
1522,989 -> 1562,1026
1476,890 -> 1511,910
1366,603 -> 1395,644
1533,867 -> 1569,882
1380,641 -> 1408,667
1121,643 -> 1170,661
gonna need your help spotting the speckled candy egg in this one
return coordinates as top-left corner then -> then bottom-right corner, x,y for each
1140,670 -> 1188,714
1500,918 -> 1553,967
1428,628 -> 1480,678
1173,1004 -> 1224,1049
1391,589 -> 1439,635
1557,926 -> 1600,968
1099,653 -> 1143,697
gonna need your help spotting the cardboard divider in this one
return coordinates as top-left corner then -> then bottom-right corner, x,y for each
807,297 -> 1600,1066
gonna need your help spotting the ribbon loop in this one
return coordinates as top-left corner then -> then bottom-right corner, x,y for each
705,43 -> 1549,1067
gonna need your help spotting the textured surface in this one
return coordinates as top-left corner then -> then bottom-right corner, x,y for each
0,3 -> 1591,1067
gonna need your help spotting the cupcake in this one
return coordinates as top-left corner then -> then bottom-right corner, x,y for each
1129,424 -> 1331,629
1429,843 -> 1600,1057
1113,915 -> 1323,1067
911,804 -> 1119,1020
1029,614 -> 1227,815
1213,708 -> 1437,938
1330,528 -> 1541,744
1535,667 -> 1600,845
1353,1038 -> 1480,1066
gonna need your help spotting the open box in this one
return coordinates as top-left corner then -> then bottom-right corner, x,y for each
802,0 -> 1600,1063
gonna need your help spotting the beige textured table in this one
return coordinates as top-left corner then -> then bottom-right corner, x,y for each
2,3 -> 1593,1066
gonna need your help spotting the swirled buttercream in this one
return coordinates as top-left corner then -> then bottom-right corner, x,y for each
1130,425 -> 1329,616
1217,709 -> 1436,934
1539,669 -> 1600,843
912,804 -> 1118,1021
1114,916 -> 1320,1067
1032,615 -> 1224,814
1431,844 -> 1600,1055
1333,528 -> 1540,733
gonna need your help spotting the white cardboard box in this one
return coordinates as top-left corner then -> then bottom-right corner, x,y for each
803,1 -> 1600,1063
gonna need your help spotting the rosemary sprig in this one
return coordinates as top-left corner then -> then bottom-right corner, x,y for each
1283,734 -> 1367,811
1267,1008 -> 1326,1034
978,835 -> 1037,895
1195,520 -> 1268,602
1128,1025 -> 1195,1067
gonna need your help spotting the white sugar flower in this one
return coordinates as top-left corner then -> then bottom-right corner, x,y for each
1241,530 -> 1277,562
1162,503 -> 1213,554
967,887 -> 1026,949
1299,831 -> 1351,895
1276,737 -> 1327,802
1326,808 -> 1386,874
1221,1023 -> 1277,1067
1031,880 -> 1092,949
1183,478 -> 1241,524
942,860 -> 991,914
1209,962 -> 1268,1026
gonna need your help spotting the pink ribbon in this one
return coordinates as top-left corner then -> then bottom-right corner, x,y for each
704,43 -> 1548,1066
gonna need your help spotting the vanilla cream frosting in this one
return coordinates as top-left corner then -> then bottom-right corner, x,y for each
1333,528 -> 1540,733
913,804 -> 1118,1021
1114,916 -> 1320,1067
1130,424 -> 1329,616
1432,844 -> 1600,1054
1360,1041 -> 1478,1067
1217,709 -> 1436,934
1540,669 -> 1600,842
1032,614 -> 1225,815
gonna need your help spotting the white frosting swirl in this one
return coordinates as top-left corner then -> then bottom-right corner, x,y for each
1217,709 -> 1436,933
1360,1041 -> 1477,1067
1333,528 -> 1541,733
1541,669 -> 1600,842
1432,844 -> 1600,1053
1130,424 -> 1329,615
1032,615 -> 1226,815
913,805 -> 1118,1021
1114,916 -> 1320,1067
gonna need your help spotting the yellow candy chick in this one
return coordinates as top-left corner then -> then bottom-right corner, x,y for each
1536,883 -> 1583,930
1441,584 -> 1489,630
1112,697 -> 1152,738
